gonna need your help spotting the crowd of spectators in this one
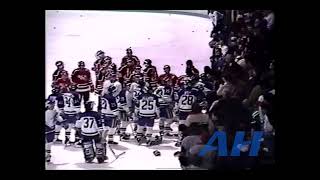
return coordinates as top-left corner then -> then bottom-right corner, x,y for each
177,10 -> 275,170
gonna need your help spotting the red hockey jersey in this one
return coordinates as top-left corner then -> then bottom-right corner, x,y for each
71,68 -> 94,92
55,77 -> 72,93
158,73 -> 178,86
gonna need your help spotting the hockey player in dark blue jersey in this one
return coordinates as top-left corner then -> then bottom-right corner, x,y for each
45,99 -> 64,162
75,101 -> 106,163
98,85 -> 119,145
56,85 -> 81,145
117,82 -> 131,140
135,83 -> 161,146
154,79 -> 175,136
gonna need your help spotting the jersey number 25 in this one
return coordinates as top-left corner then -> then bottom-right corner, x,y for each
141,100 -> 154,110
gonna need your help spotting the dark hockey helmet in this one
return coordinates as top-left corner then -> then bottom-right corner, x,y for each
126,48 -> 133,55
163,65 -> 170,70
55,61 -> 64,67
144,59 -> 152,65
85,101 -> 95,111
104,56 -> 112,62
96,50 -> 105,57
78,61 -> 85,67
153,150 -> 161,156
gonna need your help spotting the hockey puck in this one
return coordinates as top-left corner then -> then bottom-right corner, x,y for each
181,64 -> 183,66
192,31 -> 194,32
148,38 -> 150,40
80,15 -> 83,17
153,150 -> 161,156
53,27 -> 56,29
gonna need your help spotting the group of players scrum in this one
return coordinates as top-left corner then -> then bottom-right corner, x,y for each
45,49 -> 210,164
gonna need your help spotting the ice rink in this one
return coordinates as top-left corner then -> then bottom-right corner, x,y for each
45,10 -> 212,170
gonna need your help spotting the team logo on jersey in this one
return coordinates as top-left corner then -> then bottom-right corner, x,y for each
78,75 -> 88,81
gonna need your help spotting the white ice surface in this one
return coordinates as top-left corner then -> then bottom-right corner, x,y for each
45,10 -> 212,170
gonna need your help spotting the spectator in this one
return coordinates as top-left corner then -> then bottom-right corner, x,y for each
185,59 -> 199,77
211,47 -> 225,74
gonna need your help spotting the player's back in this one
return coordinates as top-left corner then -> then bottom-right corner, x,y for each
178,88 -> 197,112
154,86 -> 173,106
76,111 -> 102,136
137,93 -> 159,117
99,94 -> 118,116
57,92 -> 80,115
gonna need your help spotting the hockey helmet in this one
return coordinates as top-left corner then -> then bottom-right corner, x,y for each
96,50 -> 105,57
163,65 -> 170,70
144,59 -> 152,65
78,61 -> 85,67
55,61 -> 64,67
85,101 -> 95,111
104,56 -> 112,63
126,48 -> 133,55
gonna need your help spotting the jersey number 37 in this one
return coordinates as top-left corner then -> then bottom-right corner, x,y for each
83,117 -> 95,128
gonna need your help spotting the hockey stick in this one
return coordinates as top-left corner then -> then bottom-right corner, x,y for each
107,143 -> 126,159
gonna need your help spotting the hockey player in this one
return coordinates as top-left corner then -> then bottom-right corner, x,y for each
135,83 -> 161,146
121,48 -> 140,67
75,101 -> 106,163
56,85 -> 81,144
52,61 -> 68,89
45,99 -> 64,162
128,78 -> 148,131
98,85 -> 119,144
54,71 -> 72,93
143,59 -> 158,91
175,79 -> 200,146
95,66 -> 108,95
94,56 -> 117,95
92,50 -> 106,77
154,79 -> 175,136
71,61 -> 94,106
117,82 -> 131,140
101,74 -> 122,98
118,59 -> 136,87
158,65 -> 178,86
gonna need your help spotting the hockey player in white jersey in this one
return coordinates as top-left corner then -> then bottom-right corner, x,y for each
101,74 -> 122,98
98,85 -> 119,145
175,79 -> 199,147
45,99 -> 64,162
128,78 -> 148,132
56,85 -> 81,145
135,83 -> 161,146
154,79 -> 175,136
75,101 -> 106,163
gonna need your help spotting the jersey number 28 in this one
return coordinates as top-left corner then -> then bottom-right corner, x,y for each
181,95 -> 194,105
